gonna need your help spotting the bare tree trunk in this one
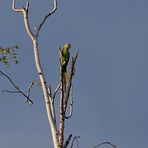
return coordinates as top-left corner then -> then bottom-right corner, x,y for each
32,39 -> 59,148
12,1 -> 59,147
12,1 -> 78,148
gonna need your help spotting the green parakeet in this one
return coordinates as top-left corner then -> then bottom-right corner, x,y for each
59,43 -> 71,89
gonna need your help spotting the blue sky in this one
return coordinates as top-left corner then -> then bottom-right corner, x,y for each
0,0 -> 148,148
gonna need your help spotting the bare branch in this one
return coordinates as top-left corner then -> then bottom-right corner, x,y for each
70,136 -> 80,148
63,51 -> 78,115
0,71 -> 18,89
47,83 -> 60,125
0,70 -> 33,104
47,86 -> 57,124
63,134 -> 72,148
48,84 -> 61,125
2,90 -> 20,93
58,60 -> 65,147
58,51 -> 78,147
36,0 -> 57,37
53,83 -> 61,100
12,0 -> 35,40
12,0 -> 24,12
47,86 -> 54,119
12,0 -> 59,146
26,1 -> 29,11
65,85 -> 73,119
94,142 -> 117,148
27,81 -> 41,98
47,83 -> 60,126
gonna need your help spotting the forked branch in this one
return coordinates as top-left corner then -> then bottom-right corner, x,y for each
36,0 -> 57,37
27,81 -> 41,99
12,0 -> 35,40
0,70 -> 33,104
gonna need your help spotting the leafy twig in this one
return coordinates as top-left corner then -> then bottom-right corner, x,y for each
0,45 -> 19,65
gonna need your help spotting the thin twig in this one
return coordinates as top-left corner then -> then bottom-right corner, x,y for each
12,0 -> 23,12
53,83 -> 61,100
63,134 -> 72,148
27,81 -> 41,98
36,0 -> 57,37
94,142 -> 117,148
70,136 -> 80,148
0,71 -> 18,89
51,83 -> 61,123
2,90 -> 20,93
65,85 -> 73,119
25,1 -> 29,11
0,70 -> 33,104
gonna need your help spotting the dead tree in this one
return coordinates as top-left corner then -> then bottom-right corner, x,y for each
0,1 -> 117,148
1,0 -> 77,148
